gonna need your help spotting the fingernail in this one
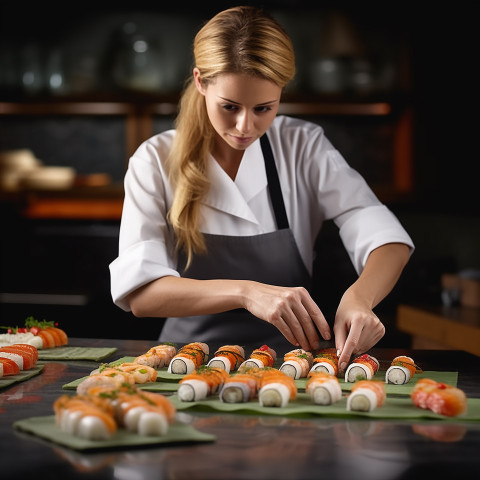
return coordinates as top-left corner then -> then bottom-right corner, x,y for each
336,349 -> 341,357
340,362 -> 347,372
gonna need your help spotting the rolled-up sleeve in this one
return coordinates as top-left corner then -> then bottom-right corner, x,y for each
109,132 -> 179,311
338,205 -> 414,274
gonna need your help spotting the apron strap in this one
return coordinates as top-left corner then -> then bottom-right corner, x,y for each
260,133 -> 290,230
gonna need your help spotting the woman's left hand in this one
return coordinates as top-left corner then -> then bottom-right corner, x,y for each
333,289 -> 385,373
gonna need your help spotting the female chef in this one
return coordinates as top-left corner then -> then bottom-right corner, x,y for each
109,6 -> 414,371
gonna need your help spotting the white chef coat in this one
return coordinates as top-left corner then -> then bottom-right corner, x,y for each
110,115 -> 414,311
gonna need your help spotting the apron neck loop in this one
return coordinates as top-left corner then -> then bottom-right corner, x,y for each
260,133 -> 289,230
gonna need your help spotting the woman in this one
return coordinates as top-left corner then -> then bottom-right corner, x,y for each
110,6 -> 414,371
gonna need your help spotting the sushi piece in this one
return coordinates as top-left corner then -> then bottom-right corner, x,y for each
219,373 -> 259,403
0,357 -> 21,377
279,349 -> 314,379
345,354 -> 380,382
53,394 -> 117,440
411,378 -> 467,417
177,366 -> 230,401
207,345 -> 245,373
347,379 -> 386,412
306,370 -> 342,405
257,369 -> 297,408
310,348 -> 339,376
0,344 -> 38,370
77,373 -> 125,395
88,362 -> 157,386
167,342 -> 209,374
238,345 -> 277,370
108,385 -> 176,435
385,355 -> 422,384
134,343 -> 177,369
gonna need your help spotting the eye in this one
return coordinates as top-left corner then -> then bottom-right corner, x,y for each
255,106 -> 273,113
221,103 -> 238,112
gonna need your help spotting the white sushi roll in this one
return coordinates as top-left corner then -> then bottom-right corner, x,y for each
279,360 -> 302,379
77,415 -> 113,440
207,356 -> 231,373
137,411 -> 169,436
347,388 -> 378,412
177,379 -> 209,402
239,358 -> 264,370
168,356 -> 196,375
258,382 -> 290,408
0,352 -> 24,369
385,365 -> 411,384
345,364 -> 372,382
310,361 -> 336,376
59,410 -> 83,436
309,380 -> 342,405
219,382 -> 251,403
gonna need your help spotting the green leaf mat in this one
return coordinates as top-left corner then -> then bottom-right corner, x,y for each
13,415 -> 216,451
0,364 -> 44,389
38,346 -> 117,362
62,355 -> 459,397
169,392 -> 480,422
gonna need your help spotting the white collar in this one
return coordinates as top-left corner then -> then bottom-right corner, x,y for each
204,139 -> 267,223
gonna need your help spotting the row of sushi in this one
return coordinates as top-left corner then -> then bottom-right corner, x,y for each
54,383 -> 176,441
132,341 -> 423,386
0,317 -> 68,349
0,343 -> 39,377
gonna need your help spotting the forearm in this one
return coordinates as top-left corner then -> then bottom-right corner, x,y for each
346,242 -> 411,308
127,276 -> 250,318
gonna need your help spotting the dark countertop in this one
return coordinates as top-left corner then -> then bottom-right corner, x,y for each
2,338 -> 480,480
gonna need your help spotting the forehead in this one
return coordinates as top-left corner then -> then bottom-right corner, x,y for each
208,73 -> 281,104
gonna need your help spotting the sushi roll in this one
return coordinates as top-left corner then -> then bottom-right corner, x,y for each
168,342 -> 209,374
306,371 -> 342,405
134,343 -> 177,369
258,371 -> 297,408
345,354 -> 380,382
177,366 -> 229,402
207,345 -> 245,373
386,355 -> 421,384
310,348 -> 339,376
53,394 -> 117,440
279,349 -> 313,379
238,345 -> 276,370
219,373 -> 258,403
411,378 -> 467,417
347,380 -> 386,412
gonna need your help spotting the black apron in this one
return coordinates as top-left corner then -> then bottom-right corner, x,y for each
159,134 -> 311,353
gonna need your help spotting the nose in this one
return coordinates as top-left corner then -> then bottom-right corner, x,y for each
236,110 -> 252,134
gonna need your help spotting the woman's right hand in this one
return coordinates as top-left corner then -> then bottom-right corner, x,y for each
242,281 -> 331,351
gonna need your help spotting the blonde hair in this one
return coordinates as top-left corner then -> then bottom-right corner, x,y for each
167,6 -> 296,267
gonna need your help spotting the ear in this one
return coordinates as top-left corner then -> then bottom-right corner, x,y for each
193,67 -> 206,95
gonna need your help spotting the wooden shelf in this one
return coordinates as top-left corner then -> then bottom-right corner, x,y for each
397,304 -> 480,356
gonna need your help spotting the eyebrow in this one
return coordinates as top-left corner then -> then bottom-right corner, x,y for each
218,96 -> 279,106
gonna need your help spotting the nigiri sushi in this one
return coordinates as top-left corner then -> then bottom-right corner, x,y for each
306,370 -> 342,405
345,354 -> 380,382
168,342 -> 209,374
134,343 -> 177,369
279,349 -> 313,379
347,379 -> 386,412
411,378 -> 467,417
207,345 -> 245,373
0,357 -> 21,377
